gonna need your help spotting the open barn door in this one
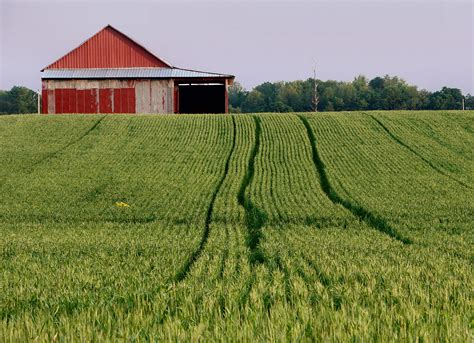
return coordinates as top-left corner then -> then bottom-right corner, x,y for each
178,84 -> 226,114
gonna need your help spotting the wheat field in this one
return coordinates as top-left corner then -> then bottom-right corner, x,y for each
0,111 -> 472,341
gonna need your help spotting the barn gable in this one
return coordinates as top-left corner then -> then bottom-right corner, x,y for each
42,25 -> 172,70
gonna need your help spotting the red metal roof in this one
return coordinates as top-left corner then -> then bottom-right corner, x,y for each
43,25 -> 172,70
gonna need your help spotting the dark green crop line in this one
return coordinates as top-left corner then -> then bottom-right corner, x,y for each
216,225 -> 229,280
237,115 -> 267,265
300,254 -> 332,288
238,272 -> 256,311
272,255 -> 293,305
29,115 -> 107,171
298,114 -> 412,245
369,114 -> 472,190
174,116 -> 237,282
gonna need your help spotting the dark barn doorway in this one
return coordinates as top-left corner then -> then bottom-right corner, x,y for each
178,84 -> 225,114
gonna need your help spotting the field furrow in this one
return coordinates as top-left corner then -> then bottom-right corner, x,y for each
373,111 -> 473,187
304,112 -> 473,253
0,115 -> 107,184
299,114 -> 411,244
369,113 -> 471,189
250,114 -> 350,227
174,116 -> 237,282
237,115 -> 267,264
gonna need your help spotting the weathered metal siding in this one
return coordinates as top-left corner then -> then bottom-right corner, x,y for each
135,80 -> 173,114
41,79 -> 173,114
45,26 -> 170,70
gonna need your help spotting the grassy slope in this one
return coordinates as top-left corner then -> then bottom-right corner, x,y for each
0,111 -> 472,341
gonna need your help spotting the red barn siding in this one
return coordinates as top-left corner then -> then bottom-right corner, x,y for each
174,86 -> 179,114
46,85 -> 137,114
44,26 -> 170,70
64,89 -> 75,113
62,89 -> 70,113
43,80 -> 168,114
113,88 -> 122,113
99,89 -> 113,113
42,90 -> 48,114
85,89 -> 98,113
127,88 -> 136,113
55,89 -> 62,114
120,89 -> 129,113
77,90 -> 85,113
70,89 -> 77,113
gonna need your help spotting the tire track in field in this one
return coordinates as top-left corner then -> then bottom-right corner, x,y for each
173,116 -> 237,282
237,115 -> 267,265
28,115 -> 107,171
298,114 -> 412,245
235,115 -> 269,312
368,114 -> 472,190
238,273 -> 256,310
216,224 -> 229,280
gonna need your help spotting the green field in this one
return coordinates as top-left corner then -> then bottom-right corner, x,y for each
1,111 -> 472,341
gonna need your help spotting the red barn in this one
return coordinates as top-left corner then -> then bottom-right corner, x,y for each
41,25 -> 234,114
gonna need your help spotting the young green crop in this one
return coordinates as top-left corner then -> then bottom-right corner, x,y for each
0,111 -> 472,341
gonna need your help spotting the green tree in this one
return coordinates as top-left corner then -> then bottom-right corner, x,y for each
254,82 -> 279,111
0,90 -> 13,114
242,90 -> 266,112
417,90 -> 432,110
351,75 -> 370,110
464,94 -> 474,110
428,87 -> 463,110
0,86 -> 37,114
228,82 -> 247,113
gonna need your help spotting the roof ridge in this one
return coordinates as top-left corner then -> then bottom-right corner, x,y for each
41,24 -> 173,71
105,24 -> 174,68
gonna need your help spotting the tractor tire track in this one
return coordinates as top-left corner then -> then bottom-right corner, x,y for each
235,115 -> 268,314
238,272 -> 256,310
29,115 -> 106,171
237,115 -> 268,265
216,224 -> 229,280
298,114 -> 412,245
173,116 -> 236,282
369,114 -> 472,190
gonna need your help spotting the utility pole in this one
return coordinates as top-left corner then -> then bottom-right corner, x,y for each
462,96 -> 465,110
312,63 -> 319,112
37,90 -> 41,114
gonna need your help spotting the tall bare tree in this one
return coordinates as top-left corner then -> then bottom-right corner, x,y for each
312,63 -> 319,112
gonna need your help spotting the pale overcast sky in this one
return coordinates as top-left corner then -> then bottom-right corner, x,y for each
1,0 -> 473,93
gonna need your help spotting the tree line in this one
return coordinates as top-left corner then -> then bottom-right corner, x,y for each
0,86 -> 38,114
229,75 -> 473,113
1,76 -> 473,114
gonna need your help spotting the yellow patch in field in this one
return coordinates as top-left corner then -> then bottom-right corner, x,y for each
115,201 -> 130,208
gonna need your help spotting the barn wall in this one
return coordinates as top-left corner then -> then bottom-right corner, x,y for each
42,79 -> 174,114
